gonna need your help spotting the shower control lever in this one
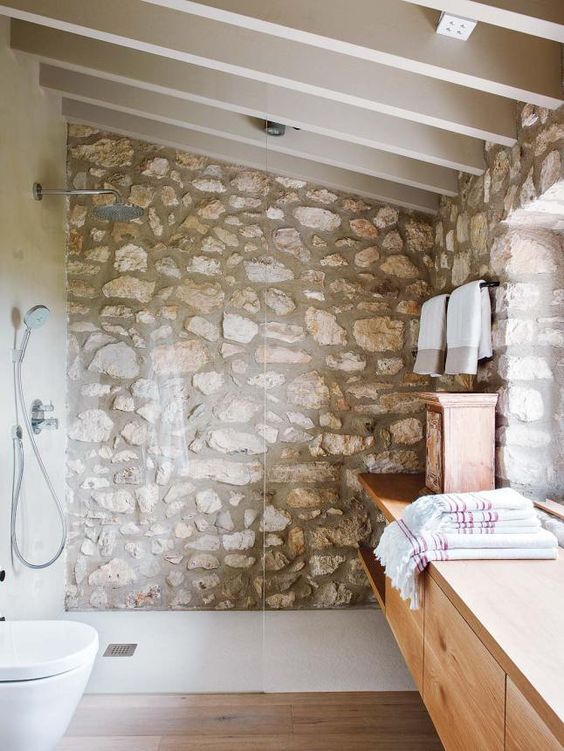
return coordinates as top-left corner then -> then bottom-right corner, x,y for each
31,399 -> 59,434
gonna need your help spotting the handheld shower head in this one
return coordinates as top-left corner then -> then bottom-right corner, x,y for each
24,305 -> 50,330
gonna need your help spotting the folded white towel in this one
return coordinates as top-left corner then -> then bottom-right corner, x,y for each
411,529 -> 556,551
413,294 -> 448,376
376,523 -> 557,609
424,548 -> 556,561
443,509 -> 537,523
443,526 -> 541,535
444,280 -> 492,374
445,517 -> 541,529
374,488 -> 558,609
399,488 -> 534,534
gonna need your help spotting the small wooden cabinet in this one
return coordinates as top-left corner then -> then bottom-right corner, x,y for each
425,409 -> 443,493
422,392 -> 498,494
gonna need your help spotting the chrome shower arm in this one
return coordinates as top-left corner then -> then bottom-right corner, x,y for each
32,182 -> 142,220
33,183 -> 120,201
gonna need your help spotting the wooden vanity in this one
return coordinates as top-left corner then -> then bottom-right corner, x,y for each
359,473 -> 564,751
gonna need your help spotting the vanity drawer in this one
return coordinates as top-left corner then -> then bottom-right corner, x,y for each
506,679 -> 562,751
423,575 -> 505,751
385,576 -> 424,692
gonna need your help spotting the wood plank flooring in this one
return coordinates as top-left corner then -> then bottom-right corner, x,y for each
58,692 -> 443,750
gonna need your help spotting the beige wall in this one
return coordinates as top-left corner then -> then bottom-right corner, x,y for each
0,16 -> 67,618
63,127 -> 435,611
432,103 -> 564,502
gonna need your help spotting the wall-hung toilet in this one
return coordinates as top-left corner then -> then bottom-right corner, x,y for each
0,620 -> 98,751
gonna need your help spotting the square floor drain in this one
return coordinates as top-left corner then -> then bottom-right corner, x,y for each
103,643 -> 138,657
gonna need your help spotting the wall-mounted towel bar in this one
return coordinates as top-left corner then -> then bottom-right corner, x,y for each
443,280 -> 499,298
479,281 -> 500,289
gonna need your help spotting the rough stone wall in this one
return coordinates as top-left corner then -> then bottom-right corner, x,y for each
433,104 -> 564,502
64,125 -> 434,611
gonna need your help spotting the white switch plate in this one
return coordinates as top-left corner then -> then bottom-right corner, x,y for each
436,12 -> 477,40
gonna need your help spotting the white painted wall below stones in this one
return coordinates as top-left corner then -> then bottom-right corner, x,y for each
0,17 -> 67,619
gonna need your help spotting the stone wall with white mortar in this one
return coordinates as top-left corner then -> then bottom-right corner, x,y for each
433,104 -> 564,502
64,125 -> 435,610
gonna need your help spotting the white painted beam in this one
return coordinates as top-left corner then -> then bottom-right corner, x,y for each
61,99 -> 440,214
41,65 -> 459,195
140,0 -> 563,103
13,22 -> 486,173
0,1 -> 519,143
401,0 -> 564,43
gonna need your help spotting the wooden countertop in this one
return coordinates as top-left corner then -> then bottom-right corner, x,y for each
359,473 -> 564,744
359,472 -> 425,523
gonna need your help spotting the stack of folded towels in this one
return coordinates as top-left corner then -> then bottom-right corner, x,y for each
375,487 -> 558,609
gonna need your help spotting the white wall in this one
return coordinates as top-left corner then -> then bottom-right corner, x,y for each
0,16 -> 67,619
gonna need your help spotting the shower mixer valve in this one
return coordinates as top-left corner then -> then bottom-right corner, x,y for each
31,399 -> 59,434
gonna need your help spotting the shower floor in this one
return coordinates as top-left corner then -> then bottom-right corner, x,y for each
63,610 -> 414,693
57,691 -> 443,750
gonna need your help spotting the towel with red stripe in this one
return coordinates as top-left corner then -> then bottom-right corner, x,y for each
375,488 -> 558,609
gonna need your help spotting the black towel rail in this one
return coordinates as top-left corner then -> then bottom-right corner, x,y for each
430,280 -> 499,302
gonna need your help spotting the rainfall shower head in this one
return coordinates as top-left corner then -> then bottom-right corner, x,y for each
93,203 -> 144,222
32,183 -> 143,222
24,305 -> 50,330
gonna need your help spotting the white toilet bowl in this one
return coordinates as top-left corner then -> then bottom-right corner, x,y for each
0,620 -> 99,751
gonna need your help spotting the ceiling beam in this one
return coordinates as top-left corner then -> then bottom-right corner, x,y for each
41,65 -> 458,195
400,0 -> 564,43
61,99 -> 440,214
12,22 -> 486,173
141,0 -> 563,103
0,2 -> 519,143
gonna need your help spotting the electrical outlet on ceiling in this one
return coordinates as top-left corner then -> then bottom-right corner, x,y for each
436,12 -> 477,41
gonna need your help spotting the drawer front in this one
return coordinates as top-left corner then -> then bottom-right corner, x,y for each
423,576 -> 505,751
506,679 -> 562,751
385,576 -> 424,692
425,409 -> 443,493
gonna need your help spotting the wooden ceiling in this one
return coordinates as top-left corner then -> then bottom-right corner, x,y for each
2,0 -> 563,213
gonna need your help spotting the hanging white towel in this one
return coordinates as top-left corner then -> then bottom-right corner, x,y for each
444,280 -> 492,374
479,284 -> 493,360
413,294 -> 448,376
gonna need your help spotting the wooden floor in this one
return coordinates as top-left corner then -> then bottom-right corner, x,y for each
58,692 -> 443,750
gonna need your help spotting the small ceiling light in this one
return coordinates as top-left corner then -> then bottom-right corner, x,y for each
436,12 -> 477,41
265,121 -> 286,137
